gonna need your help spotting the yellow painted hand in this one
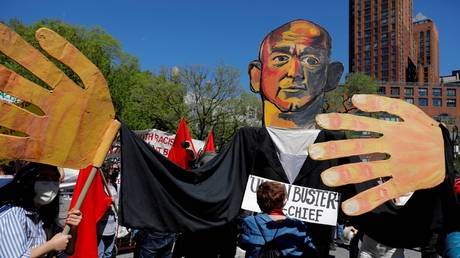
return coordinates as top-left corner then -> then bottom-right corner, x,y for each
308,94 -> 445,216
0,24 -> 120,169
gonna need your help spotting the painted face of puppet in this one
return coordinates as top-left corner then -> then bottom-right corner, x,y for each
259,21 -> 330,112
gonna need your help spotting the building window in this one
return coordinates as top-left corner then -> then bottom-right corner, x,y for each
381,18 -> 388,24
404,88 -> 414,96
447,99 -> 456,107
432,98 -> 442,107
419,98 -> 428,106
447,89 -> 456,97
377,87 -> 386,95
390,87 -> 400,95
420,31 -> 424,41
382,47 -> 389,54
418,88 -> 428,96
382,71 -> 389,78
381,33 -> 389,39
405,98 -> 414,104
382,55 -> 389,61
432,88 -> 442,97
382,25 -> 388,32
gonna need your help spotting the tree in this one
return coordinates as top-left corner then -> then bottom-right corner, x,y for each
122,68 -> 189,132
0,18 -> 142,120
178,62 -> 261,149
323,72 -> 377,113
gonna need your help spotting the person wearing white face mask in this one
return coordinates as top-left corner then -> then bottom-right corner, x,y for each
0,163 -> 82,258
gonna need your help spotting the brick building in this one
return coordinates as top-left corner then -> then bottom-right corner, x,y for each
348,0 -> 460,128
349,0 -> 417,82
376,81 -> 460,127
413,13 -> 440,83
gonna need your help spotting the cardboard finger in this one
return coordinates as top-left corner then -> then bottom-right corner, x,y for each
36,28 -> 106,90
352,94 -> 434,125
0,65 -> 51,108
316,113 -> 392,133
0,134 -> 40,161
341,180 -> 399,216
321,160 -> 391,186
0,23 -> 75,90
309,138 -> 387,160
0,101 -> 45,134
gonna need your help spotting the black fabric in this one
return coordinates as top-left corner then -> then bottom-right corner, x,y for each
352,124 -> 460,248
120,123 -> 460,254
120,123 -> 255,232
120,124 -> 357,256
249,128 -> 359,257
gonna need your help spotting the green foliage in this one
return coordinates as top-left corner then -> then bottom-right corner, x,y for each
179,62 -> 261,148
1,18 -> 138,119
122,68 -> 189,132
0,19 -> 261,149
324,72 -> 377,113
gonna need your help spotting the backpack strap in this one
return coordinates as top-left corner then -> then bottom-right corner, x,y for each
253,215 -> 279,244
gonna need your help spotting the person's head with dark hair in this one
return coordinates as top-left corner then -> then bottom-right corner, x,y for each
256,181 -> 287,213
0,162 -> 62,210
0,161 -> 16,175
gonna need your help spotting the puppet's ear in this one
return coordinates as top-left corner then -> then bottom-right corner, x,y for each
249,60 -> 262,93
324,61 -> 344,92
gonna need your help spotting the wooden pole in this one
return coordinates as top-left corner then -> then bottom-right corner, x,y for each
99,168 -> 118,213
63,166 -> 98,255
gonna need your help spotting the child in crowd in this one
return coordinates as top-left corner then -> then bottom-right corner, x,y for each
238,181 -> 317,257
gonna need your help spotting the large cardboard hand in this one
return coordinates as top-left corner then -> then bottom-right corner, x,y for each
308,94 -> 445,216
0,24 -> 120,169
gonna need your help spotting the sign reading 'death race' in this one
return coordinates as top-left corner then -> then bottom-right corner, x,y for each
241,175 -> 340,226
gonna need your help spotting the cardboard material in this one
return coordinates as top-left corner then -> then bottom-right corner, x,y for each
310,94 -> 445,215
0,24 -> 120,169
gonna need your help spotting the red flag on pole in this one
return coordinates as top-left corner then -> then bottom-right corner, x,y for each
69,166 -> 112,258
168,119 -> 196,169
203,131 -> 216,152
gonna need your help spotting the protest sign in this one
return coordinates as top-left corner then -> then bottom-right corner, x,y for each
241,175 -> 340,226
107,128 -> 205,159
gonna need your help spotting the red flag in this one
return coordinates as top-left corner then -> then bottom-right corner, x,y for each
69,166 -> 112,258
203,131 -> 216,152
168,119 -> 196,169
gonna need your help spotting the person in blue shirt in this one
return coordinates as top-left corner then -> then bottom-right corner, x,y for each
239,181 -> 317,258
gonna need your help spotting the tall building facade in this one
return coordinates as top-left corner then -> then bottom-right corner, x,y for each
349,0 -> 416,82
413,13 -> 440,83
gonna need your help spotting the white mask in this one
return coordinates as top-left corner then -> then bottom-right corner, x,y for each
34,181 -> 59,205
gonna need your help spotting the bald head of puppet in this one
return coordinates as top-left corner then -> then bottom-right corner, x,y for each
249,20 -> 343,129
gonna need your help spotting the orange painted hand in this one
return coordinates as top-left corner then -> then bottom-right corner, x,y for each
0,24 -> 120,169
308,94 -> 445,216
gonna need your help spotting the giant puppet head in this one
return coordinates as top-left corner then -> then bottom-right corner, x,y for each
249,20 -> 343,129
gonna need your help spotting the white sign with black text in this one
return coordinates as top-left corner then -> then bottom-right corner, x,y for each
241,175 -> 340,226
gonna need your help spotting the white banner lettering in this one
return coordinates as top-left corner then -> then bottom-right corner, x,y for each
241,175 -> 340,226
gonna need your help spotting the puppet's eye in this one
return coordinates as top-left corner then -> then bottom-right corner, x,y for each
273,55 -> 289,62
302,56 -> 320,65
